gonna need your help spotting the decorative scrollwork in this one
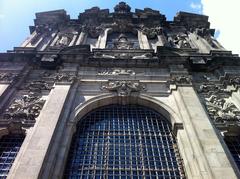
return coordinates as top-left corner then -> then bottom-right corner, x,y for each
101,80 -> 146,96
98,68 -> 135,76
141,26 -> 163,39
3,94 -> 45,124
206,95 -> 240,124
42,71 -> 76,82
0,73 -> 17,83
169,76 -> 192,85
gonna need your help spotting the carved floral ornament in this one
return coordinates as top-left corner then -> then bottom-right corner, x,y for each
141,26 -> 163,39
98,68 -> 135,76
0,73 -> 18,83
205,95 -> 240,125
101,80 -> 146,96
41,71 -> 76,83
3,93 -> 45,125
169,75 -> 192,85
197,81 -> 240,129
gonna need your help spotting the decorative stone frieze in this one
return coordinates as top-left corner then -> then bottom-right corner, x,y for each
0,73 -> 18,83
169,75 -> 192,85
141,26 -> 163,39
205,95 -> 240,126
98,68 -> 135,76
42,71 -> 76,83
101,80 -> 146,96
3,94 -> 45,125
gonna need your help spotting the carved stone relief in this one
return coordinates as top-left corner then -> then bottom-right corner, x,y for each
205,95 -> 240,125
173,34 -> 191,48
3,94 -> 45,125
195,28 -> 219,48
101,80 -> 146,96
41,71 -> 76,83
141,26 -> 163,39
98,69 -> 135,76
197,81 -> 240,130
0,73 -> 18,83
169,76 -> 192,85
113,34 -> 134,49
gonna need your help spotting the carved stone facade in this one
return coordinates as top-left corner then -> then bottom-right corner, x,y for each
0,2 -> 240,179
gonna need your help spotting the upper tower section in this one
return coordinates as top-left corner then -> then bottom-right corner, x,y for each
16,2 -> 227,56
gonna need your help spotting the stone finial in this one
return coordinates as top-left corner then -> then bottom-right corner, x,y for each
114,2 -> 131,13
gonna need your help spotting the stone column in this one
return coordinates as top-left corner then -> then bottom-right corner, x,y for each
20,31 -> 38,47
97,28 -> 111,49
69,33 -> 78,46
157,34 -> 168,46
138,30 -> 150,49
173,87 -> 237,178
39,31 -> 58,51
8,84 -> 71,179
188,32 -> 212,53
76,32 -> 87,45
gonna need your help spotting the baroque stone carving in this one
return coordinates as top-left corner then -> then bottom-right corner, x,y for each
141,26 -> 163,39
173,34 -> 191,48
195,28 -> 218,48
101,80 -> 146,96
83,25 -> 105,38
3,94 -> 45,123
132,53 -> 153,59
42,71 -> 76,82
30,24 -> 53,45
0,73 -> 17,83
114,2 -> 131,13
169,76 -> 192,85
25,80 -> 52,93
206,95 -> 240,124
98,69 -> 135,76
198,84 -> 230,97
113,34 -> 134,49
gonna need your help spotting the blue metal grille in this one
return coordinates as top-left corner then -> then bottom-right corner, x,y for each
225,136 -> 240,170
0,134 -> 25,179
64,105 -> 185,178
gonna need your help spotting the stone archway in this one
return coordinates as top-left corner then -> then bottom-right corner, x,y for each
72,94 -> 183,134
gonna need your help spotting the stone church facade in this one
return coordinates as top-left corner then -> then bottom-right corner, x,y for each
0,2 -> 240,179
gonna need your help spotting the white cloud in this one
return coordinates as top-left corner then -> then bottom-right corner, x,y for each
190,2 -> 202,11
201,0 -> 240,55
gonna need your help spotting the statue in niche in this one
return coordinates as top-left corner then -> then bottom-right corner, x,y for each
173,34 -> 191,48
113,33 -> 134,49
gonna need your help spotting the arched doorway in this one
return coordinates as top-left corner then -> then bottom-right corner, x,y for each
63,104 -> 185,178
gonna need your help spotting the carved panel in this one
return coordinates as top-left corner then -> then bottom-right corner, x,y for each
98,69 -> 135,76
0,73 -> 18,83
141,26 -> 163,39
101,80 -> 146,96
197,81 -> 240,131
205,95 -> 240,125
41,71 -> 76,83
169,76 -> 192,85
2,94 -> 45,125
